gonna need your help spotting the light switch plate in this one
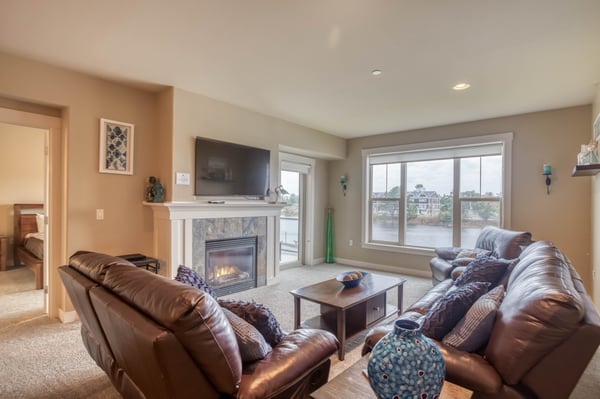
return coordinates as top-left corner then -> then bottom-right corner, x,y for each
176,172 -> 191,185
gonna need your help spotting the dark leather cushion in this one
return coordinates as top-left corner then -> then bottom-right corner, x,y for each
454,256 -> 514,287
219,299 -> 286,346
175,264 -> 218,299
474,226 -> 532,259
421,281 -> 490,340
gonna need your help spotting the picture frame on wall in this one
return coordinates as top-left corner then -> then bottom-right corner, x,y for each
99,118 -> 134,175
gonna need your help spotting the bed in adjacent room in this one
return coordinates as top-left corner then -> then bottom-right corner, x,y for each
13,203 -> 44,290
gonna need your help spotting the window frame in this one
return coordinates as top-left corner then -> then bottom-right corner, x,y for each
361,133 -> 513,255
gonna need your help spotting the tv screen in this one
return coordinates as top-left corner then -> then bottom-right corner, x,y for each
194,137 -> 270,197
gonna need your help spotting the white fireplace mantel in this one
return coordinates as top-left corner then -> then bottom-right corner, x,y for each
145,201 -> 286,280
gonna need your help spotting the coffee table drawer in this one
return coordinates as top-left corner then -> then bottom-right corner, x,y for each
366,294 -> 385,325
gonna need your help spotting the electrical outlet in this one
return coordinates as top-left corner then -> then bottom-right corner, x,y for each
96,209 -> 104,220
348,239 -> 353,246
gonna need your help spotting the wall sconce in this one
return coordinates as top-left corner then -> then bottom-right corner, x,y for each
275,185 -> 289,203
543,164 -> 552,195
340,175 -> 347,196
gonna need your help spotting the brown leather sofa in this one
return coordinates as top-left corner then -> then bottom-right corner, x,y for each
364,240 -> 600,399
429,226 -> 532,285
59,251 -> 339,399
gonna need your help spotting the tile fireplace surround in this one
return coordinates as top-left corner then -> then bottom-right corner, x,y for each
144,201 -> 286,287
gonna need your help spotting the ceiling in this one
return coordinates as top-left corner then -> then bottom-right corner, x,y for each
1,1 -> 599,139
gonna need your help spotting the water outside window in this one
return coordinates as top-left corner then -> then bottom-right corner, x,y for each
280,170 -> 300,263
370,155 -> 502,248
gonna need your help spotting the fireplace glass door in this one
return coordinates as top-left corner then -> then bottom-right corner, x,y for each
205,237 -> 257,296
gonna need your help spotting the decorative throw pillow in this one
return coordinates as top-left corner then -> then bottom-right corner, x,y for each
442,285 -> 505,352
421,281 -> 490,340
174,265 -> 218,299
218,299 -> 286,346
454,256 -> 513,287
222,308 -> 272,362
451,249 -> 492,267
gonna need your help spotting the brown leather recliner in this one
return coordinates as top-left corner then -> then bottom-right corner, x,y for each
430,226 -> 532,285
365,241 -> 600,399
59,251 -> 339,399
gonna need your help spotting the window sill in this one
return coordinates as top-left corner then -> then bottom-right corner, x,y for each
361,242 -> 435,257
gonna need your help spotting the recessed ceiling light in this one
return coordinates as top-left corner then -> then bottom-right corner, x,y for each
453,82 -> 471,91
371,69 -> 382,76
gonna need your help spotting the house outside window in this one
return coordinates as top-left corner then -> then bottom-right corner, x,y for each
362,133 -> 513,253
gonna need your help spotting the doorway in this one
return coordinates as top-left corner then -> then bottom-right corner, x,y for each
279,153 -> 315,269
0,122 -> 48,322
0,107 -> 62,320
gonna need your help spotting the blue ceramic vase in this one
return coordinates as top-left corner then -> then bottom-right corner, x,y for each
367,319 -> 445,399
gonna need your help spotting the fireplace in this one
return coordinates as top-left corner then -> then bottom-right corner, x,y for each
205,236 -> 257,296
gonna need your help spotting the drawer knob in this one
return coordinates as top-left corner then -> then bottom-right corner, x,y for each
373,306 -> 381,312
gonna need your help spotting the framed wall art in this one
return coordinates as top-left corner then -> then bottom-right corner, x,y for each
99,118 -> 134,175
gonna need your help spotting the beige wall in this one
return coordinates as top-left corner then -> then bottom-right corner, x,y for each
170,88 -> 345,261
0,123 -> 45,265
330,106 -> 594,292
0,52 -> 160,257
171,88 -> 345,201
0,52 -> 161,317
592,84 -> 600,306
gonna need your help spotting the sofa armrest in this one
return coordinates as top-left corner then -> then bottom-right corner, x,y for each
435,341 -> 503,394
434,247 -> 463,260
237,329 -> 338,399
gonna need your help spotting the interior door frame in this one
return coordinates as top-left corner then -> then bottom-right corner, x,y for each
0,107 -> 64,319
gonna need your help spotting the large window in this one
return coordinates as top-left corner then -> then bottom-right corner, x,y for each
363,134 -> 512,251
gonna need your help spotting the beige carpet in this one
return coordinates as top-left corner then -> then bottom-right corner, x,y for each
0,264 -> 598,398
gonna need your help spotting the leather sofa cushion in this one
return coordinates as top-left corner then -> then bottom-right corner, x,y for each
406,279 -> 454,314
69,251 -> 135,282
485,241 -> 584,385
101,264 -> 243,395
474,226 -> 532,259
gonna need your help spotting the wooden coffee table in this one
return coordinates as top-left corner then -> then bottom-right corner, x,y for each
290,273 -> 405,360
311,355 -> 471,399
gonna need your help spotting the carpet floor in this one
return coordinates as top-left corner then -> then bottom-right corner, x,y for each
0,264 -> 598,398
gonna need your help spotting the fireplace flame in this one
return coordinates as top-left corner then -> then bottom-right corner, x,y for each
216,265 -> 238,278
211,265 -> 250,285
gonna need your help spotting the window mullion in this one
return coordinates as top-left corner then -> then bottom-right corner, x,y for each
452,158 -> 461,247
399,162 -> 406,245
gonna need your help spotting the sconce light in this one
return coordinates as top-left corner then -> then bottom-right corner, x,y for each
275,185 -> 289,203
340,175 -> 347,196
543,164 -> 552,195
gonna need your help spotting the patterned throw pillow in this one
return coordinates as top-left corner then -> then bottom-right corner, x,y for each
454,256 -> 513,287
174,265 -> 218,299
451,249 -> 492,267
421,281 -> 490,340
222,308 -> 272,362
218,299 -> 286,346
442,285 -> 505,352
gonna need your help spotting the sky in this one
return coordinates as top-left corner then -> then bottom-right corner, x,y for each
372,156 -> 502,196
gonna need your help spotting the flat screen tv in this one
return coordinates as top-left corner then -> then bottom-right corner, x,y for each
194,137 -> 270,197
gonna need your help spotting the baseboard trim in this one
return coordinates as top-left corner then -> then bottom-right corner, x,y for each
335,257 -> 431,279
58,308 -> 78,323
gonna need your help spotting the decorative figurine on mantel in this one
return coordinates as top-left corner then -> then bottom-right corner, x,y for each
146,176 -> 165,203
